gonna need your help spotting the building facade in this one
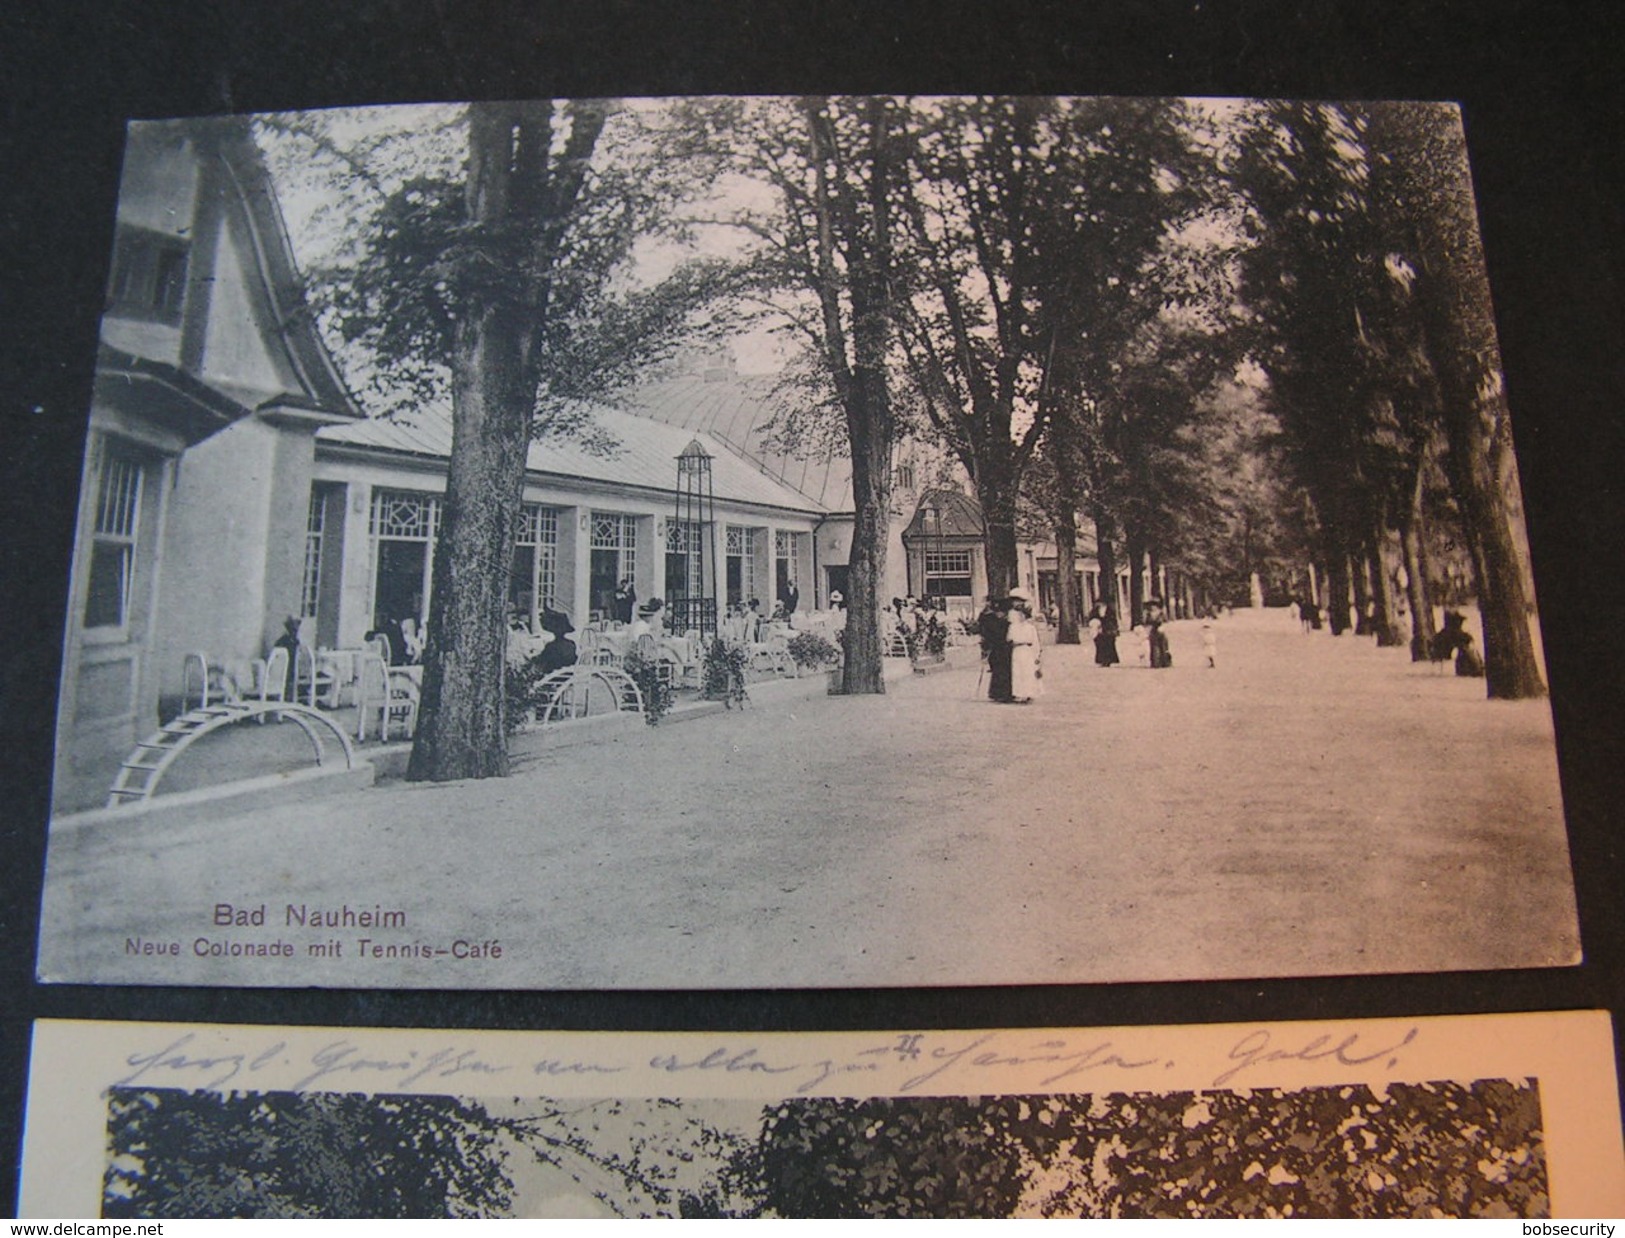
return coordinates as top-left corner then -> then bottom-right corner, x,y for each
55,117 -> 359,808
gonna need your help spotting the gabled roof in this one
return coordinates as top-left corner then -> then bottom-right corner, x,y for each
902,487 -> 986,539
205,117 -> 359,421
318,402 -> 830,516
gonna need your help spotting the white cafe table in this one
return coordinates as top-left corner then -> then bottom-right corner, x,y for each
314,648 -> 364,707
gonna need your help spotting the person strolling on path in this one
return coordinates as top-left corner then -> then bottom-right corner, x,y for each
1145,597 -> 1172,669
1090,598 -> 1121,667
977,595 -> 1015,703
1008,588 -> 1043,702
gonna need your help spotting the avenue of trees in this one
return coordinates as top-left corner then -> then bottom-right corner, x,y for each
268,94 -> 1545,778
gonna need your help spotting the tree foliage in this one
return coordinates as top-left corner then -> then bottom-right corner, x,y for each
104,1089 -> 755,1220
677,95 -> 903,693
267,101 -> 734,778
105,1088 -> 516,1218
735,1080 -> 1547,1219
1231,99 -> 1542,685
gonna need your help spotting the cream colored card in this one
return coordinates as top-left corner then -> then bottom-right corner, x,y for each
20,1011 -> 1623,1218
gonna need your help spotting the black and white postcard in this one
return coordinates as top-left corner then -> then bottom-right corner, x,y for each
17,1011 -> 1624,1218
35,97 -> 1577,990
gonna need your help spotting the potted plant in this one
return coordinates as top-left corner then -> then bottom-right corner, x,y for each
621,647 -> 673,724
700,637 -> 750,708
786,630 -> 840,677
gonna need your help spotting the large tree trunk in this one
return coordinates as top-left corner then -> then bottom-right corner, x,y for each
1053,507 -> 1082,643
976,458 -> 1020,598
1368,525 -> 1405,647
839,356 -> 892,695
408,105 -> 538,782
1092,504 -> 1120,622
1351,548 -> 1374,636
1125,528 -> 1146,627
1438,400 -> 1545,698
408,315 -> 530,781
1322,527 -> 1352,636
801,97 -> 896,696
1400,457 -> 1437,660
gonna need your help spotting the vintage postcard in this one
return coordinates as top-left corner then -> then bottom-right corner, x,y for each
17,1011 -> 1624,1217
36,97 -> 1576,990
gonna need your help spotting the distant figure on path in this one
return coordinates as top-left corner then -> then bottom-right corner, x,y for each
1431,609 -> 1485,678
977,595 -> 1014,703
1145,598 -> 1172,669
1008,589 -> 1043,702
1202,622 -> 1217,668
1090,600 -> 1121,667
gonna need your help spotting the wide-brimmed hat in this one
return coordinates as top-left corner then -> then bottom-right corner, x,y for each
1008,587 -> 1032,602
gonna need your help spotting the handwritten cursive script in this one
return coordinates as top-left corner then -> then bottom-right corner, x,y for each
1212,1025 -> 1419,1087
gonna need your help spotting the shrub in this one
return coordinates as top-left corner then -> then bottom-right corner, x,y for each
701,637 -> 750,707
503,654 -> 552,734
786,630 -> 840,670
621,647 -> 673,724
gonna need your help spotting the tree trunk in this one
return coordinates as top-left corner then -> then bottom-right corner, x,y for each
1092,504 -> 1120,622
802,96 -> 896,697
1438,401 -> 1545,698
839,366 -> 891,695
1351,549 -> 1374,636
1369,525 -> 1405,647
1322,529 -> 1352,636
407,315 -> 530,781
977,464 -> 1020,598
1053,507 -> 1082,643
1400,456 -> 1437,660
1125,528 -> 1146,627
407,105 -> 539,783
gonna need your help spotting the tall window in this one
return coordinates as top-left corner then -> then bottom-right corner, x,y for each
666,519 -> 705,600
589,511 -> 639,618
301,489 -> 327,620
369,488 -> 440,630
774,530 -> 804,609
725,525 -> 759,608
925,549 -> 974,598
511,504 -> 560,625
84,442 -> 144,631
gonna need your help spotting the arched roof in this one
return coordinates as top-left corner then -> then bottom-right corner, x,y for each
619,373 -> 855,511
902,487 -> 985,539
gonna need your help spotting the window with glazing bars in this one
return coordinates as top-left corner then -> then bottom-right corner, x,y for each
301,490 -> 326,619
83,442 -> 144,630
590,512 -> 638,574
774,529 -> 803,583
370,489 -> 440,540
516,504 -> 560,608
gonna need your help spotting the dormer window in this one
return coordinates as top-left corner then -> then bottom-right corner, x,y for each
107,224 -> 190,324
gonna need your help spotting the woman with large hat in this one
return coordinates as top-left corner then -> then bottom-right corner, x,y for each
1008,588 -> 1043,702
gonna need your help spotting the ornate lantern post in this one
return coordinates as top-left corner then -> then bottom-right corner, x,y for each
673,439 -> 717,639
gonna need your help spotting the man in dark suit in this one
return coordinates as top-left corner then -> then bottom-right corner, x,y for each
976,596 -> 1014,702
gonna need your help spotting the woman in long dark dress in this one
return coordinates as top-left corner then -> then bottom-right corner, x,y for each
1092,602 -> 1121,667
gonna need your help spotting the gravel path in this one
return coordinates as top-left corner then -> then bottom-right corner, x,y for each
39,608 -> 1577,989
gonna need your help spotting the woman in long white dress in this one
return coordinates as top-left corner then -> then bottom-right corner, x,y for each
1008,592 -> 1043,702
